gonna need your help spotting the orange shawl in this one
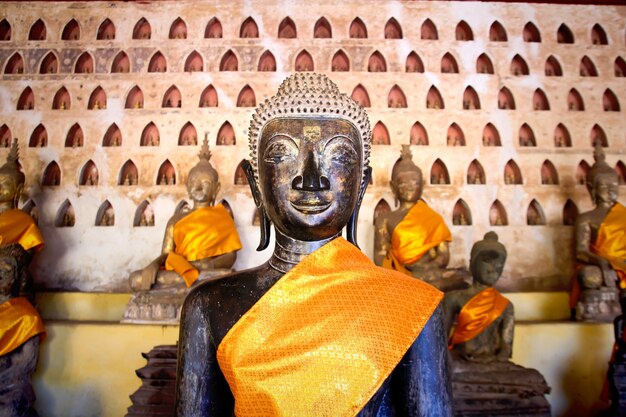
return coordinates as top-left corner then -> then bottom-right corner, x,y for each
0,209 -> 44,251
0,297 -> 45,356
593,202 -> 626,286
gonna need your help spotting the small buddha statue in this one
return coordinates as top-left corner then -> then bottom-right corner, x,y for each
176,73 -> 452,416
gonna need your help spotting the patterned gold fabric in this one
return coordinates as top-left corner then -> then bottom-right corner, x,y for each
593,202 -> 626,286
0,297 -> 45,356
0,209 -> 44,251
217,237 -> 442,417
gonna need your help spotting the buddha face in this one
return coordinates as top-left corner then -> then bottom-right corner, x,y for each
391,171 -> 423,203
471,250 -> 506,286
258,117 -> 363,241
187,170 -> 219,205
0,173 -> 18,208
592,173 -> 619,206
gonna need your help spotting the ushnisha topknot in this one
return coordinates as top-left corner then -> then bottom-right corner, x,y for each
0,139 -> 25,186
470,231 -> 507,262
586,139 -> 617,196
392,144 -> 422,181
247,73 -> 371,188
188,133 -> 218,183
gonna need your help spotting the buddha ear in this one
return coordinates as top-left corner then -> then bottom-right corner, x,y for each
241,160 -> 271,251
347,166 -> 372,248
212,182 -> 221,206
14,183 -> 23,208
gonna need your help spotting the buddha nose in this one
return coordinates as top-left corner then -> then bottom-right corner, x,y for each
291,149 -> 330,191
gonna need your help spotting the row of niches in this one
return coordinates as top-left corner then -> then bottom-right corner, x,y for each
31,157 -> 626,188
5,48 -> 626,77
1,16 -> 619,45
2,120 -> 619,150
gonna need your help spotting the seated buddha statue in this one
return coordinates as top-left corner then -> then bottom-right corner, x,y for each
176,73 -> 452,416
443,232 -> 551,416
572,141 -> 625,321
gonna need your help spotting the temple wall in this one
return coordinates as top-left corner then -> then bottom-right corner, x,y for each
0,0 -> 624,291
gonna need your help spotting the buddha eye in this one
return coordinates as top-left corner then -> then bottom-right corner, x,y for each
264,138 -> 297,163
325,138 -> 358,165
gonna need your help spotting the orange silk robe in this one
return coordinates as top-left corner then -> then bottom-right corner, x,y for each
217,237 -> 442,417
383,200 -> 451,275
165,205 -> 242,287
593,202 -> 626,286
0,297 -> 45,356
0,209 -> 44,251
448,287 -> 509,349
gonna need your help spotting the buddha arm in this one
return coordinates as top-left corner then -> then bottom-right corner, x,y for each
575,216 -> 608,268
432,241 -> 450,268
373,216 -> 391,266
499,303 -> 514,360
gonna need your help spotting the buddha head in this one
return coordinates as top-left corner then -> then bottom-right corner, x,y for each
186,135 -> 220,206
0,139 -> 25,211
587,141 -> 618,206
470,231 -> 507,286
245,73 -> 372,248
390,145 -> 423,203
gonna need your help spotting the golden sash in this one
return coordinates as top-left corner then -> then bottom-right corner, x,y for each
382,200 -> 451,274
0,297 -> 45,356
448,287 -> 509,349
217,237 -> 442,417
165,205 -> 242,287
0,209 -> 44,251
593,202 -> 626,286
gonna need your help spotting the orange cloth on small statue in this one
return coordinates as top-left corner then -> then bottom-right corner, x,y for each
165,205 -> 241,287
593,202 -> 626,287
0,297 -> 45,356
0,209 -> 44,251
382,200 -> 451,275
216,237 -> 442,417
448,287 -> 509,349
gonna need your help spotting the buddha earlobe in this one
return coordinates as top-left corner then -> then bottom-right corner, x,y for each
241,160 -> 271,251
347,167 -> 372,248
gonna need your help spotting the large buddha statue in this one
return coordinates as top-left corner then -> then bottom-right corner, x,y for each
176,73 -> 452,416
443,232 -> 551,416
572,141 -> 625,321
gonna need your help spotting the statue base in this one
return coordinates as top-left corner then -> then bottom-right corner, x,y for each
575,287 -> 621,322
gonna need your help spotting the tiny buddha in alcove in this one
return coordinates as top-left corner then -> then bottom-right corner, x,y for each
175,73 -> 452,416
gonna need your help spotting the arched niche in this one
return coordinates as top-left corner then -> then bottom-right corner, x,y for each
125,86 -> 144,109
220,50 -> 238,71
405,52 -> 424,73
74,52 -> 94,74
162,85 -> 182,108
178,122 -> 198,146
0,19 -> 11,41
580,56 -> 598,77
462,86 -> 480,110
430,159 -> 450,185
88,86 -> 106,110
216,122 -> 235,145
52,87 -> 70,110
175,200 -> 190,215
557,23 -> 574,44
118,160 -> 138,185
0,125 -> 11,147
97,18 -> 115,40
29,19 -> 46,41
541,160 -> 559,185
29,124 -> 47,147
441,53 -> 458,73
148,51 -> 167,72
42,161 -> 61,186
482,123 -> 501,146
169,17 -> 187,39
489,200 -> 508,226
219,200 -> 234,219
527,200 -> 546,225
349,17 -> 367,39
590,124 -> 608,147
55,200 -> 75,227
603,89 -> 620,111
421,18 -> 437,40
295,50 -> 314,71
111,51 -> 130,73
426,86 -> 444,109
519,124 -> 536,147
22,200 -> 39,225
476,53 -> 494,74
498,87 -> 515,110
504,160 -> 523,185
446,123 -> 465,146
387,85 -> 406,108
103,123 -> 122,147
65,123 -> 84,148
563,199 -> 578,226
576,160 -> 590,185
62,19 -> 80,40
140,122 -> 159,147
184,51 -> 203,72
523,22 -> 541,42
489,21 -> 507,42
511,54 -> 529,75
615,161 -> 626,185
237,85 -> 256,107
240,17 -> 259,38
134,201 -> 155,227
384,17 -> 402,39
373,199 -> 391,225
410,122 -> 428,146
199,85 -> 218,107
455,20 -> 473,41
467,160 -> 485,185
234,161 -> 248,185
17,87 -> 34,110
351,85 -> 370,107
331,50 -> 349,72
367,51 -> 386,72
372,122 -> 390,145
545,56 -> 563,76
278,17 -> 297,38
133,17 -> 151,40
533,89 -> 550,111
5,52 -> 24,74
205,17 -> 222,38
453,199 -> 472,226
157,160 -> 176,185
258,50 -> 276,71
79,160 -> 98,186
314,17 -> 331,38
554,123 -> 572,147
591,24 -> 608,45
40,52 -> 58,74
96,201 -> 115,226
615,57 -> 626,77
568,88 -> 584,111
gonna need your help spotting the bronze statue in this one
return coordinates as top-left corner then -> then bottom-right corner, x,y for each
572,141 -> 625,321
443,232 -> 551,416
176,73 -> 452,416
